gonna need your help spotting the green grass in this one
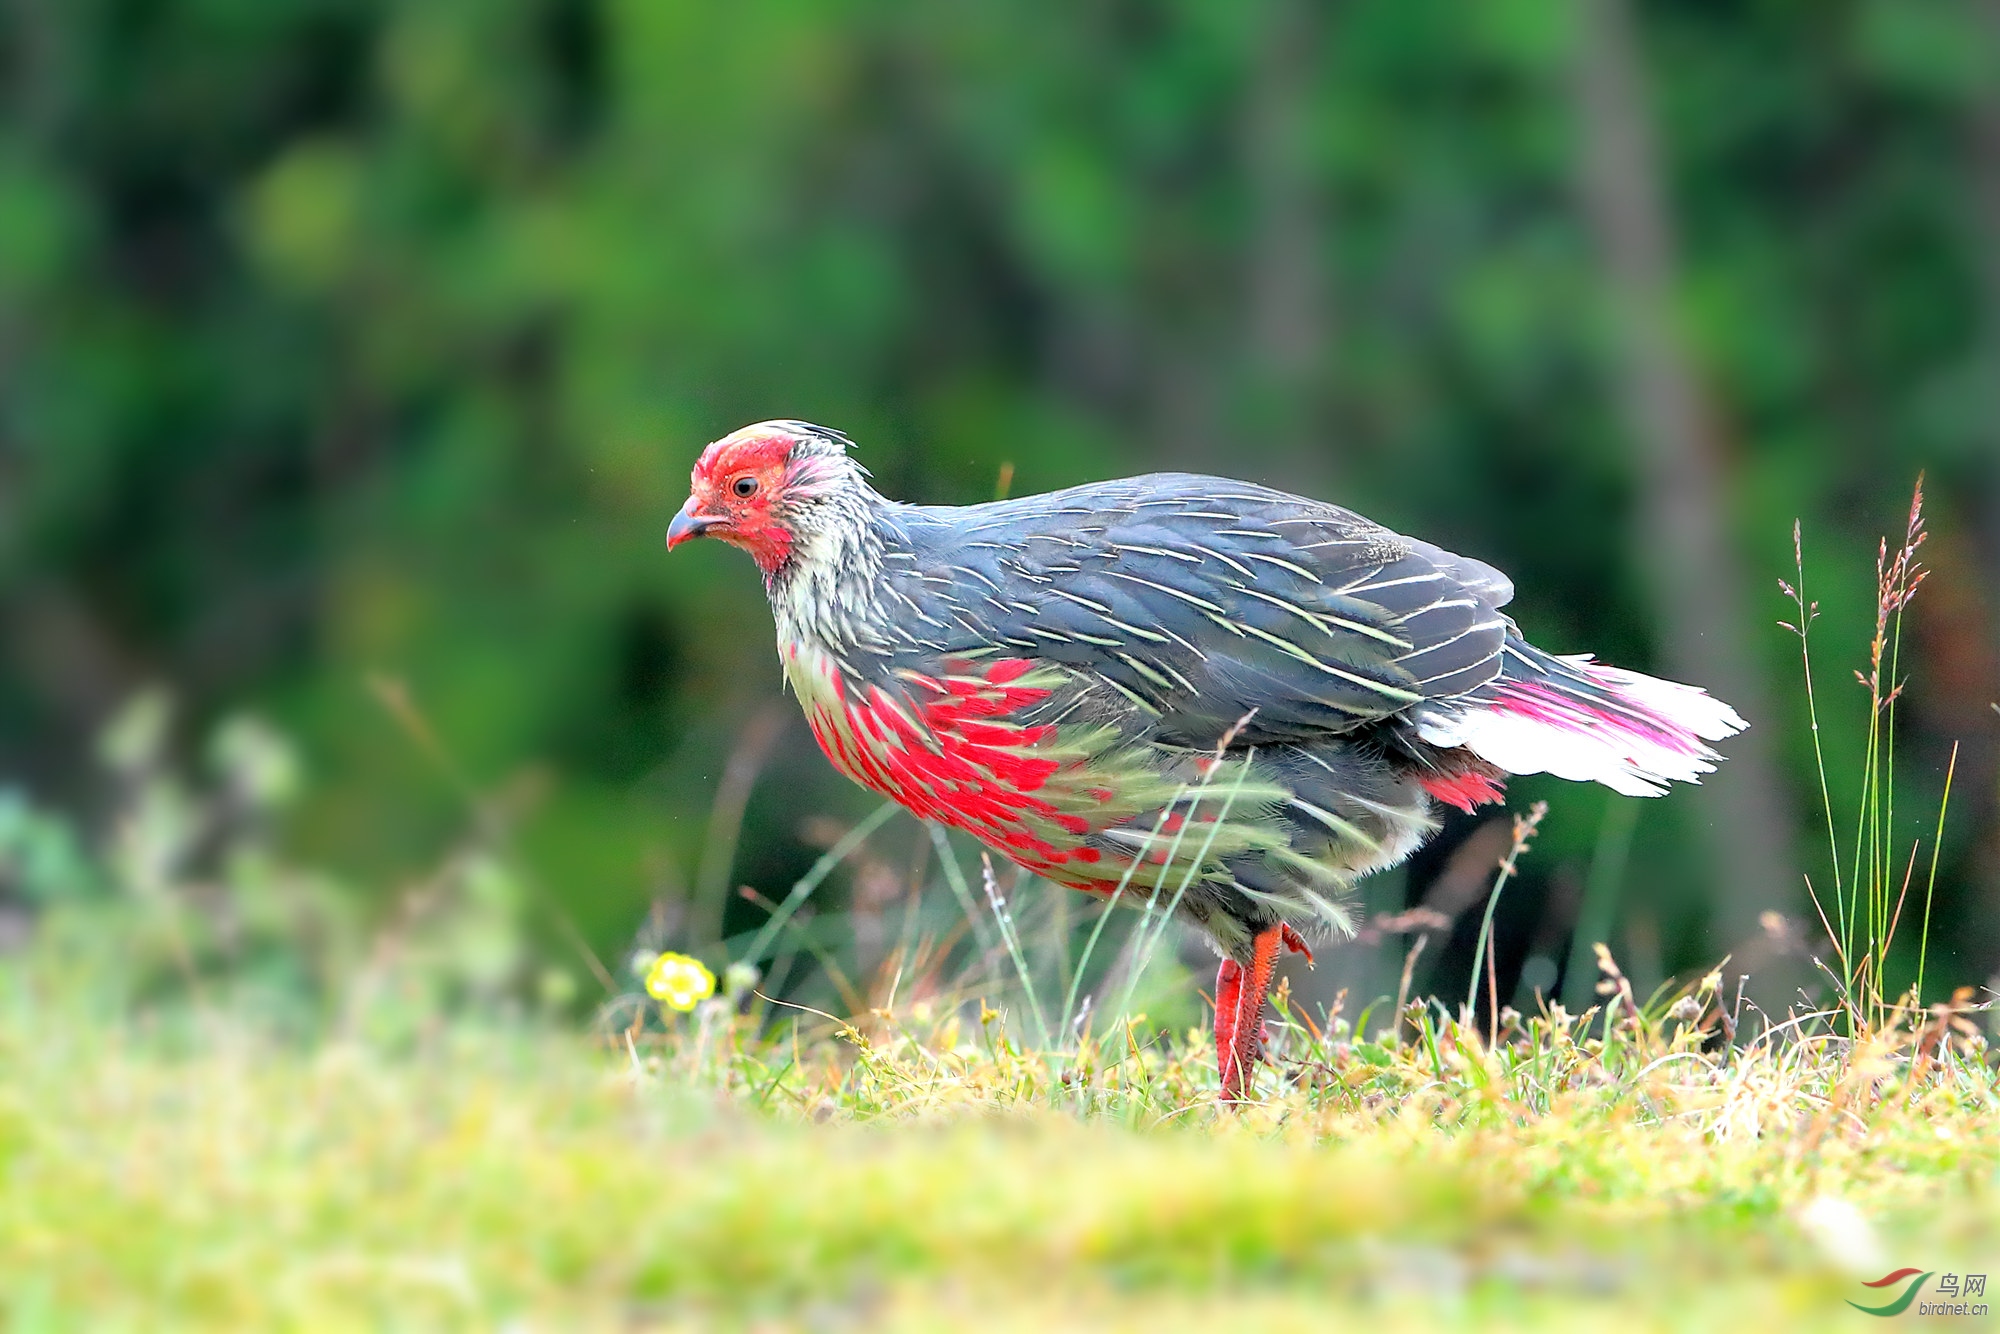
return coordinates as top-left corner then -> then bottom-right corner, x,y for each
2,957 -> 1996,1331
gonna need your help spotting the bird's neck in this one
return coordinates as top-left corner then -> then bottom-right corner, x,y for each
768,483 -> 899,663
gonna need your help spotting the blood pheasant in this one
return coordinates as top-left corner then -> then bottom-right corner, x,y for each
667,420 -> 1745,1100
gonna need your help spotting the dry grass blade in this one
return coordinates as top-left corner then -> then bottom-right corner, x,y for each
1466,800 -> 1547,1046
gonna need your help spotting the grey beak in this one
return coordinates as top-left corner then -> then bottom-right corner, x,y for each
666,499 -> 722,550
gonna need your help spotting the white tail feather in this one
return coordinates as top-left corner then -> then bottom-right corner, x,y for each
1416,656 -> 1747,798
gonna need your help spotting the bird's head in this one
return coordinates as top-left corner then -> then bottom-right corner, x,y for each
666,420 -> 869,579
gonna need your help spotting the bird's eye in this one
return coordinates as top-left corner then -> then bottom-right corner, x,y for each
732,475 -> 758,498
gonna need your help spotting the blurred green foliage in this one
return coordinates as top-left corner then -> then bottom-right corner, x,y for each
1,691 -> 550,1039
1,0 -> 1996,1004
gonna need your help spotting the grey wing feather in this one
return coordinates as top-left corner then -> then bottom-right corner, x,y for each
885,474 -> 1516,747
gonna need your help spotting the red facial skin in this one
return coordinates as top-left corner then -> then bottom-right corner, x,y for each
667,428 -> 798,576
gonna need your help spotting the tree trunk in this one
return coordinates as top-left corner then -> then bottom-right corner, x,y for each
1963,0 -> 2000,967
1241,0 -> 1337,493
1571,0 -> 1800,979
1243,0 -> 1369,1016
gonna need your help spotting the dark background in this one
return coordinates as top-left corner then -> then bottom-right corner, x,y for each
2,0 -> 1996,1015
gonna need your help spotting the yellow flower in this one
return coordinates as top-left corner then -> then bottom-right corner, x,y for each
645,952 -> 716,1012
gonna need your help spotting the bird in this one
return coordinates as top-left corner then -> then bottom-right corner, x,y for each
666,420 -> 1745,1100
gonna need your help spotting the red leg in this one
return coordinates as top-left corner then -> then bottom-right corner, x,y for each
1213,956 -> 1246,1097
1214,924 -> 1286,1102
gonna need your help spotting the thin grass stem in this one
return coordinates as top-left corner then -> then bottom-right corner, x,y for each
980,854 -> 1051,1048
1058,795 -> 1192,1043
744,801 -> 900,965
1466,802 -> 1547,1043
1113,751 -> 1257,1036
927,823 -> 996,958
1781,523 -> 1847,1003
1564,797 -> 1638,1013
1914,741 -> 1957,1009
